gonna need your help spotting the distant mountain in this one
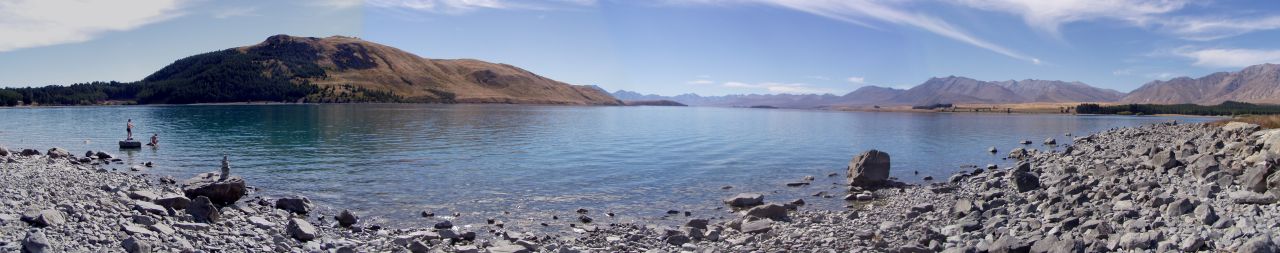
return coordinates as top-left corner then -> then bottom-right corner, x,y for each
841,86 -> 905,105
613,77 -> 1120,108
997,79 -> 1125,103
610,90 -> 845,108
1122,63 -> 1280,105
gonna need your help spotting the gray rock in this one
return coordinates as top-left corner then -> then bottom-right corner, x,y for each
1242,164 -> 1272,193
20,148 -> 40,156
274,196 -> 313,214
1223,122 -> 1261,133
337,209 -> 358,227
1164,198 -> 1194,216
685,219 -> 709,229
743,203 -> 788,221
186,196 -> 220,223
181,172 -> 246,206
132,201 -> 167,216
847,149 -> 891,186
1119,232 -> 1158,249
1010,171 -> 1040,192
739,219 -> 773,233
723,193 -> 764,207
1148,150 -> 1180,170
1044,138 -> 1056,145
1238,236 -> 1277,253
434,220 -> 453,229
44,147 -> 70,158
247,216 -> 274,229
1193,204 -> 1218,225
21,209 -> 65,227
153,195 -> 190,210
1009,147 -> 1028,160
122,237 -> 151,253
22,231 -> 49,253
1231,191 -> 1278,204
287,218 -> 319,242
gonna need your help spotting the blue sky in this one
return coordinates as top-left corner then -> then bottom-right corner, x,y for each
2,0 -> 1280,96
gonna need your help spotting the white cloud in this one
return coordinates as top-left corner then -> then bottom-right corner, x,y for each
683,0 -> 1039,64
0,0 -> 185,53
367,0 -> 596,13
1158,16 -> 1280,41
686,79 -> 715,85
952,0 -> 1186,38
846,76 -> 865,84
213,6 -> 259,19
310,0 -> 363,9
721,81 -> 838,94
1173,47 -> 1280,68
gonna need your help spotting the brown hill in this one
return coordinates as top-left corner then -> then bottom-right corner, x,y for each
1122,63 -> 1280,105
151,35 -> 620,105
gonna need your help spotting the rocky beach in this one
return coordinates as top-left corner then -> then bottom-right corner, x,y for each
4,120 -> 1280,252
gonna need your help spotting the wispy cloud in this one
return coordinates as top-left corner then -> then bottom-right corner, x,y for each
846,76 -> 865,84
724,0 -> 1040,64
367,0 -> 597,13
213,6 -> 259,19
952,0 -> 1280,41
722,81 -> 838,94
953,0 -> 1186,39
686,79 -> 715,85
0,0 -> 186,53
1158,16 -> 1280,41
1173,47 -> 1280,68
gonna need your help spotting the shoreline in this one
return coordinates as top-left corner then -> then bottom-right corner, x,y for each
4,121 -> 1280,251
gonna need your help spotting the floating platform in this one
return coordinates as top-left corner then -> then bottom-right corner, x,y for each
119,140 -> 142,149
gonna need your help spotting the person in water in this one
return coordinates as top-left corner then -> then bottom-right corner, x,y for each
126,119 -> 134,140
148,134 -> 159,146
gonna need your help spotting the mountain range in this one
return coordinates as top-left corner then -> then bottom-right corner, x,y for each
615,77 -> 1125,108
617,64 -> 1280,108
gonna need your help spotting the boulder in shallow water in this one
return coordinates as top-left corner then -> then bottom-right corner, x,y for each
1043,138 -> 1056,145
723,193 -> 764,207
337,209 -> 359,228
847,150 -> 891,187
20,148 -> 40,156
275,196 -> 313,214
1008,148 -> 1028,160
181,172 -> 246,206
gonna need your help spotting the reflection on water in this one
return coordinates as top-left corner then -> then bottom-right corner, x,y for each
0,104 -> 1210,227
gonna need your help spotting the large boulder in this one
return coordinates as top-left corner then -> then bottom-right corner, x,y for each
723,193 -> 764,208
847,150 -> 891,187
20,148 -> 41,156
1189,155 -> 1221,179
0,146 -> 9,156
45,148 -> 70,158
181,172 -> 246,206
1008,147 -> 1028,160
22,231 -> 50,253
275,196 -> 313,214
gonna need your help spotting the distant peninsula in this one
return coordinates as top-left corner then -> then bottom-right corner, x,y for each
0,35 -> 621,106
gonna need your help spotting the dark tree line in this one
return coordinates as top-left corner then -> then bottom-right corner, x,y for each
1076,101 -> 1280,116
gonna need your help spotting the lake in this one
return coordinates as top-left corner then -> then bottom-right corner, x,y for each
0,104 -> 1211,227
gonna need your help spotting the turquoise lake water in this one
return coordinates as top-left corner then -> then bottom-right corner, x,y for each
0,104 -> 1211,227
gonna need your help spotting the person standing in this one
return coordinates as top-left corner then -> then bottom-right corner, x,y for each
126,119 -> 134,140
